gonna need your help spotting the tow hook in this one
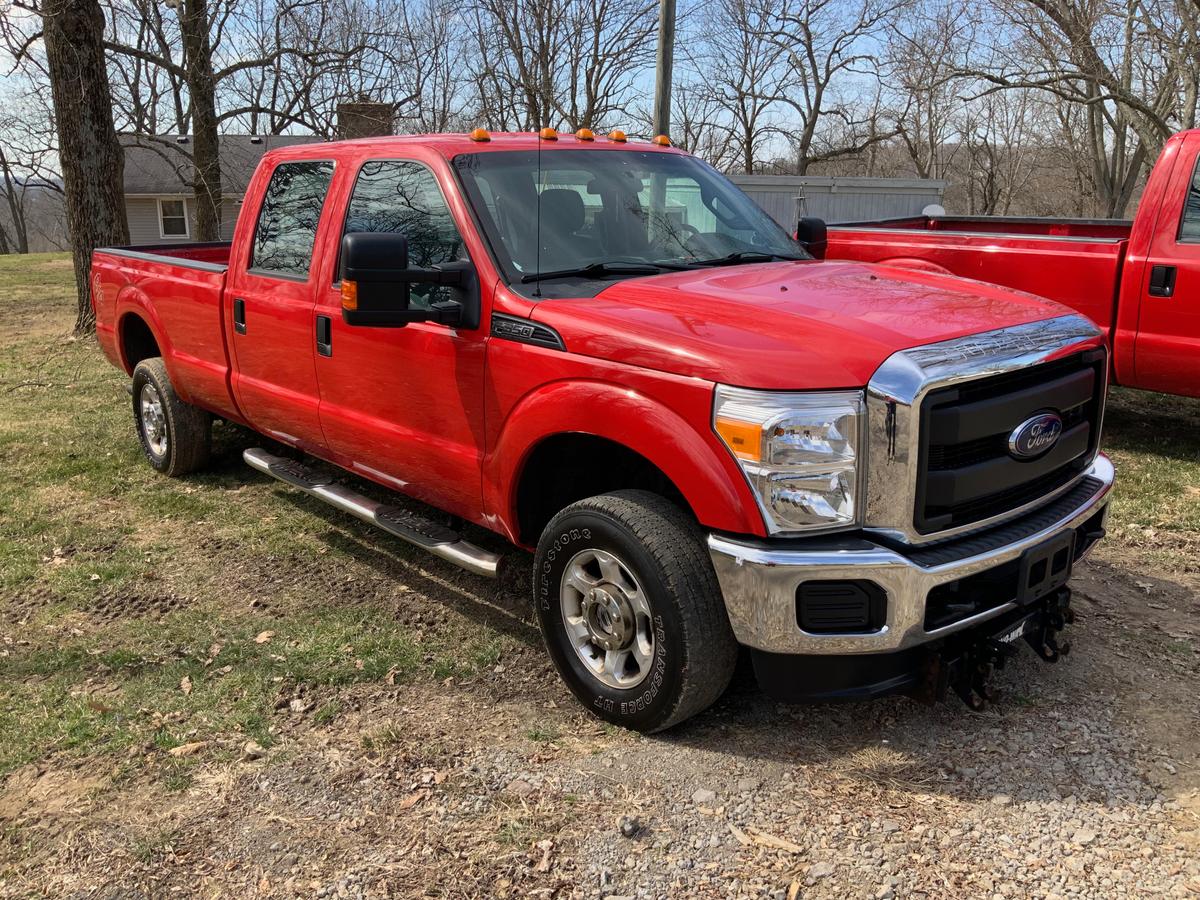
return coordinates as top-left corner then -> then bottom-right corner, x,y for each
920,586 -> 1075,711
1023,588 -> 1074,663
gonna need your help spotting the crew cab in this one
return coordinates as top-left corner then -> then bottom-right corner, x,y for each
92,130 -> 1113,731
816,128 -> 1200,399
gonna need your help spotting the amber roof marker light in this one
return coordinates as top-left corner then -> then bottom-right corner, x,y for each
608,129 -> 627,143
469,127 -> 490,142
652,134 -> 672,147
575,128 -> 595,141
539,127 -> 558,141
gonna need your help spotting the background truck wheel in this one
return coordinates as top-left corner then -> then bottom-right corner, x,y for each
533,490 -> 738,733
131,358 -> 212,477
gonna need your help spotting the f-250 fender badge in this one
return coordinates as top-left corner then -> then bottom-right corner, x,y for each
1008,412 -> 1063,459
491,313 -> 565,351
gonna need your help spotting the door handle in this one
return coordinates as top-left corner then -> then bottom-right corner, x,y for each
1149,265 -> 1177,297
233,298 -> 247,334
316,314 -> 332,357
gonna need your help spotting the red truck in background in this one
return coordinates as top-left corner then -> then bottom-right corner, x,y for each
811,128 -> 1200,399
92,130 -> 1113,731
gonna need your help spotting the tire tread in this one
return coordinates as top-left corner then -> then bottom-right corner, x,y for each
132,358 -> 212,477
540,490 -> 737,732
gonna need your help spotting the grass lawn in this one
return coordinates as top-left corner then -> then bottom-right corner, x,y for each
1,250 -> 1198,790
0,253 -> 515,786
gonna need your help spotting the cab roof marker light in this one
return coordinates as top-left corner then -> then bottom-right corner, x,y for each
608,129 -> 627,143
652,134 -> 671,146
469,128 -> 490,142
539,127 -> 558,141
575,128 -> 595,141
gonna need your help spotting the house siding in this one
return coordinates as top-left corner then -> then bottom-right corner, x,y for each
728,176 -> 947,226
124,196 -> 245,245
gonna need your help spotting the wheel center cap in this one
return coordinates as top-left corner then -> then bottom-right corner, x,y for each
584,587 -> 635,651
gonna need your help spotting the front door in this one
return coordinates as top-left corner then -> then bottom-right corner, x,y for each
314,158 -> 487,521
1135,134 -> 1200,397
228,159 -> 336,450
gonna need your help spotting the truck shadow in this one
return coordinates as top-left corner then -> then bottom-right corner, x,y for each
270,487 -> 542,653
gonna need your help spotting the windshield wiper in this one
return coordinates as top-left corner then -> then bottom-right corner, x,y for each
690,251 -> 806,267
520,261 -> 670,283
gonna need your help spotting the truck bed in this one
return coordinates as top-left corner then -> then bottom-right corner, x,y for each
92,241 -> 238,421
99,240 -> 233,270
840,215 -> 1133,240
824,217 -> 1130,332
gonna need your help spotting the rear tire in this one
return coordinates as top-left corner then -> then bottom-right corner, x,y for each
131,358 -> 212,477
533,490 -> 738,732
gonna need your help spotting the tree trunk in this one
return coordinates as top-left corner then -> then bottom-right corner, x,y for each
180,0 -> 222,241
42,0 -> 129,334
0,147 -> 30,253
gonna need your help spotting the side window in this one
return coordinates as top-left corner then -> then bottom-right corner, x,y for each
1180,156 -> 1200,242
342,160 -> 466,308
250,161 -> 335,278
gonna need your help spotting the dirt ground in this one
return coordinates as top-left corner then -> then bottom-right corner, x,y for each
0,254 -> 1197,898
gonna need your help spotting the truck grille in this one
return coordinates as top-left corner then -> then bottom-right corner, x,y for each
914,349 -> 1106,535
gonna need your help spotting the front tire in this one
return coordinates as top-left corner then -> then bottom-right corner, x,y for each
533,490 -> 738,732
131,358 -> 212,477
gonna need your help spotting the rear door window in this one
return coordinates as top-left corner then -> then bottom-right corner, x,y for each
250,161 -> 335,278
1180,155 -> 1200,242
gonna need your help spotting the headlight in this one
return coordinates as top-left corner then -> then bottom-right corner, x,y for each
713,386 -> 864,533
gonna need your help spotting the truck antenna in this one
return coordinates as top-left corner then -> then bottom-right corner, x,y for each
533,127 -> 543,298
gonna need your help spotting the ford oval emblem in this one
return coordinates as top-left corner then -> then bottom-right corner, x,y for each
1008,412 -> 1063,459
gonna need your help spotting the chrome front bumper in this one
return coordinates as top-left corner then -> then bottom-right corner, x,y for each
708,455 -> 1114,655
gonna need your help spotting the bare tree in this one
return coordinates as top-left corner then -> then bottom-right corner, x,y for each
469,0 -> 657,131
5,0 -> 129,331
765,0 -> 904,173
697,0 -> 790,173
102,0 -> 365,239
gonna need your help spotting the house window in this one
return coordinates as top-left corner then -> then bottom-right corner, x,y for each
158,199 -> 189,238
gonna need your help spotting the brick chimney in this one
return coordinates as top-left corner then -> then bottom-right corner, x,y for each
337,101 -> 394,139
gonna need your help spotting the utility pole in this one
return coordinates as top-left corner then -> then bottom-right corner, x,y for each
652,0 -> 676,137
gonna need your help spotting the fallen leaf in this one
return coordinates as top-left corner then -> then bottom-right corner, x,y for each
180,676 -> 192,695
534,839 -> 553,873
745,825 -> 804,854
242,740 -> 266,761
354,658 -> 364,670
254,631 -> 275,644
385,668 -> 399,685
787,882 -> 801,900
168,741 -> 207,758
86,699 -> 115,714
399,790 -> 429,810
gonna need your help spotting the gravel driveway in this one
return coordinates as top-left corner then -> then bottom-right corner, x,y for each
3,543 -> 1196,899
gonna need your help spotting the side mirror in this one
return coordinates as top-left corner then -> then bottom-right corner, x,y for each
340,232 -> 470,327
796,217 -> 827,259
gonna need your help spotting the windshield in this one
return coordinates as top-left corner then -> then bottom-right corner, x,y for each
453,149 -> 806,292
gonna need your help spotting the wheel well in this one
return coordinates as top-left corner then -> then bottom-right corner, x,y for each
120,314 -> 160,372
515,434 -> 693,545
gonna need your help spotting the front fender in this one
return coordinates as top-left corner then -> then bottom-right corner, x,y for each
484,378 -> 766,544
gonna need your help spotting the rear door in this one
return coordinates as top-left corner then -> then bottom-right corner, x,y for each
227,159 -> 336,450
1135,133 -> 1200,397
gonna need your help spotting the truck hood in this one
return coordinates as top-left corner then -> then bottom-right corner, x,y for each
528,260 -> 1074,389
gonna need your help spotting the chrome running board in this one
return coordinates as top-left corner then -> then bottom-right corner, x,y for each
243,448 -> 501,579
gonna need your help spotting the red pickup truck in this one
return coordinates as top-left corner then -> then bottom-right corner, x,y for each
93,131 -> 1113,730
815,128 -> 1200,399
